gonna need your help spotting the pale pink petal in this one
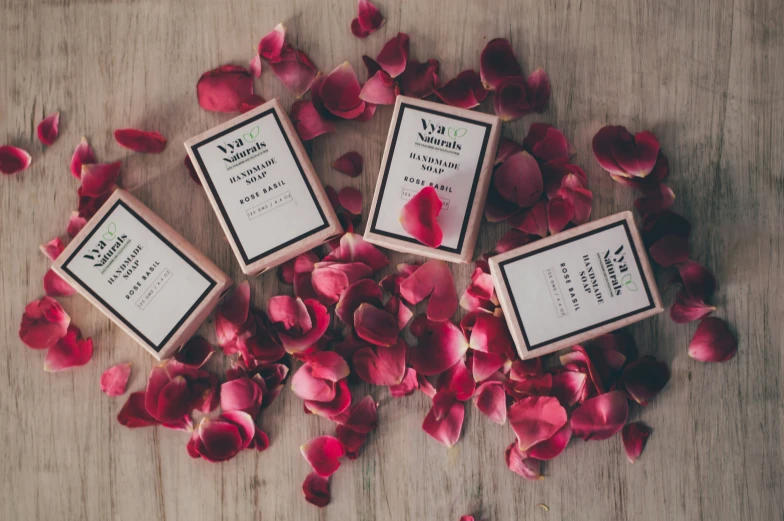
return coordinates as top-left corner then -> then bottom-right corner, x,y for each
40,237 -> 65,261
276,299 -> 330,353
291,362 -> 337,402
323,233 -> 389,271
311,267 -> 349,305
44,269 -> 76,297
304,379 -> 352,418
505,442 -> 543,480
67,211 -> 88,237
100,362 -> 132,396
37,112 -> 60,146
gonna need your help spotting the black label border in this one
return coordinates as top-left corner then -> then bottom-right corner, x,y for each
61,200 -> 217,352
498,220 -> 655,352
369,103 -> 491,254
189,109 -> 329,265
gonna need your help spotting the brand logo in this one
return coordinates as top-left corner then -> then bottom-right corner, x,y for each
82,222 -> 129,269
217,126 -> 266,164
417,119 -> 463,151
603,244 -> 635,296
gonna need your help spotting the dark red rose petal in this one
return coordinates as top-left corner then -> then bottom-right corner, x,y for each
270,45 -> 318,98
678,260 -> 716,300
493,76 -> 533,122
526,68 -> 551,112
258,23 -> 286,60
70,137 -> 95,179
648,234 -> 690,267
332,151 -> 363,178
319,62 -> 366,119
622,422 -> 651,463
570,390 -> 629,441
0,145 -> 32,175
114,128 -> 167,154
480,38 -> 522,90
621,356 -> 670,405
523,123 -> 574,163
37,112 -> 60,146
493,151 -> 543,208
547,194 -> 575,234
510,199 -> 548,237
399,59 -> 439,98
688,317 -> 737,363
670,290 -> 715,323
303,472 -> 331,507
376,32 -> 409,78
434,70 -> 487,109
290,100 -> 336,141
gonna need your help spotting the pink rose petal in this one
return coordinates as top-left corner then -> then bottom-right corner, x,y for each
408,316 -> 469,375
174,336 -> 215,368
508,395 -> 568,451
258,23 -> 286,60
354,303 -> 399,347
571,390 -> 629,441
44,269 -> 76,297
376,33 -> 409,78
67,211 -> 88,237
80,161 -> 121,197
270,45 -> 318,98
100,362 -> 132,396
678,260 -> 716,300
351,0 -> 385,39
359,70 -> 399,105
319,62 -> 366,119
197,64 -> 257,113
529,424 -> 572,460
523,123 -> 574,163
670,290 -> 715,323
249,54 -> 262,77
332,151 -> 363,178
505,442 -> 543,480
399,186 -> 443,248
688,317 -> 737,363
114,128 -> 167,154
70,137 -> 95,179
37,112 -> 60,146
592,125 -> 660,178
525,68 -> 551,112
19,296 -> 70,349
622,422 -> 651,463
290,100 -> 336,141
40,237 -> 65,261
399,59 -> 440,98
480,38 -> 522,90
510,199 -> 548,237
547,194 -> 575,234
353,339 -> 407,385
301,435 -> 346,477
493,151 -> 543,208
323,233 -> 389,271
473,381 -> 507,424
44,325 -> 93,372
399,260 -> 457,322
434,70 -> 488,109
0,145 -> 32,175
338,187 -> 363,215
422,391 -> 464,448
187,412 -> 255,462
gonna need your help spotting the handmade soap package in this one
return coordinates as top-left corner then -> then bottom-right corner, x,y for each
52,189 -> 232,360
185,99 -> 342,276
365,96 -> 500,263
488,212 -> 663,360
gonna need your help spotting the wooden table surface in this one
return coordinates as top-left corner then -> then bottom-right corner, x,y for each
2,0 -> 782,520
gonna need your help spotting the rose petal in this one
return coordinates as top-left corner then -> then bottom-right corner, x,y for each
470,351 -> 506,382
324,233 -> 389,271
434,70 -> 487,109
175,336 -> 214,368
422,391 -> 464,447
220,375 -> 264,417
19,296 -> 71,349
399,59 -> 440,98
80,162 -> 121,197
504,442 -> 543,480
557,186 -> 593,225
529,423 -> 572,460
336,424 -> 367,458
334,395 -> 379,434
353,339 -> 407,385
279,251 -> 319,284
0,145 -> 32,175
270,45 -> 318,98
69,137 -> 96,179
337,187 -> 363,216
197,64 -> 258,113
547,194 -> 574,234
642,210 -> 691,248
100,362 -> 132,396
436,359 -> 475,401
678,260 -> 716,300
318,62 -> 366,119
37,112 -> 60,146
276,299 -> 330,353
354,303 -> 399,347
117,392 -> 160,428
44,269 -> 76,297
67,211 -> 88,237
688,317 -> 737,362
670,290 -> 716,324
621,356 -> 670,406
384,295 -> 413,330
550,371 -> 588,406
648,234 -> 690,267
249,54 -> 262,78
258,22 -> 286,60
508,396 -> 568,451
301,435 -> 346,477
493,76 -> 533,122
468,313 -> 514,358
526,68 -> 551,112
510,199 -> 548,237
523,123 -> 574,163
333,279 -> 381,327
215,281 -> 251,347
354,0 -> 385,37
570,390 -> 629,441
622,422 -> 651,463
183,155 -> 202,186
480,38 -> 522,90
408,316 -> 469,375
375,32 -> 409,78
493,151 -> 543,208
399,186 -> 443,248
559,345 -> 605,394
310,267 -> 349,305
44,325 -> 93,372
303,472 -> 331,507
634,183 -> 676,217
290,100 -> 336,141
388,367 -> 418,397
473,381 -> 507,424
308,351 -> 351,382
592,126 -> 660,178
483,184 -> 520,222
495,229 -> 533,253
305,379 -> 352,418
114,128 -> 167,154
291,362 -> 337,402
359,70 -> 399,105
332,151 -> 363,178
40,237 -> 65,261
188,412 -> 255,462
399,260 -> 457,322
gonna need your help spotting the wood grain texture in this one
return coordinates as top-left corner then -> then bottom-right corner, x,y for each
1,0 -> 782,520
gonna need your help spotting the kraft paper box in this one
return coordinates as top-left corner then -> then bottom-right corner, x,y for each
52,189 -> 232,360
488,212 -> 663,360
184,99 -> 342,276
364,96 -> 500,263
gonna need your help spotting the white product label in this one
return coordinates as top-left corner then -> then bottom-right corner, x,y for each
370,104 -> 491,252
60,202 -> 214,351
189,109 -> 328,264
499,221 -> 654,350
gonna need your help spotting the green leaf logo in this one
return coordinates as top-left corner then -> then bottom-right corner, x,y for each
622,273 -> 638,292
448,127 -> 467,139
102,222 -> 117,241
243,126 -> 260,142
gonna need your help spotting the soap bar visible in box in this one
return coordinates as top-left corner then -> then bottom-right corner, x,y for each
52,189 -> 232,360
488,212 -> 663,360
184,98 -> 342,276
365,96 -> 500,263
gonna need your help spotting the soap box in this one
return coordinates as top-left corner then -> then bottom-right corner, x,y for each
52,189 -> 232,360
365,96 -> 500,263
488,212 -> 663,360
184,99 -> 342,276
